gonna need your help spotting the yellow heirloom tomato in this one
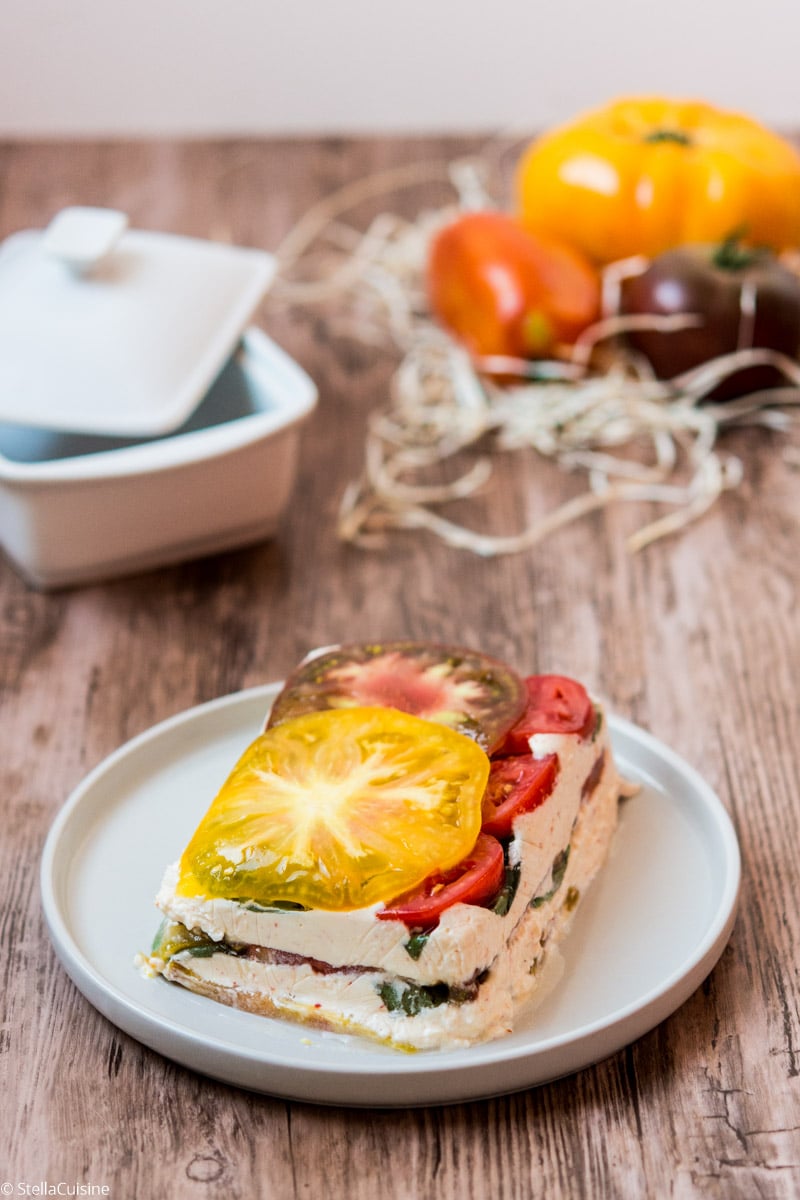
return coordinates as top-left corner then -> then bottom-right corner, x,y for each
516,96 -> 800,265
176,706 -> 489,912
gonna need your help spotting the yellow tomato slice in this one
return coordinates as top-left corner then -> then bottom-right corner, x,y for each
176,706 -> 489,911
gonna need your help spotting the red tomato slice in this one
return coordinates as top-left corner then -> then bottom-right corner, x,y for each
377,833 -> 505,930
481,754 -> 559,839
497,675 -> 595,755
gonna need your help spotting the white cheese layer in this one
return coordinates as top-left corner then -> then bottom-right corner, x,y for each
156,722 -> 617,987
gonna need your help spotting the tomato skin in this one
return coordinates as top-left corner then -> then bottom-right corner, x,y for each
481,754 -> 559,840
426,211 -> 600,359
496,675 -> 595,756
377,833 -> 506,930
516,96 -> 800,265
618,243 -> 800,399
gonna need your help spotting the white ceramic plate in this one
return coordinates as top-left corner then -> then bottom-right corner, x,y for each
41,685 -> 740,1107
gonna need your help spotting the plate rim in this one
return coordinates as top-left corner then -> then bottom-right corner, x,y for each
40,684 -> 742,1099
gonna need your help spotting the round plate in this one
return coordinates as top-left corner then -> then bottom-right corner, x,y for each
40,685 -> 740,1107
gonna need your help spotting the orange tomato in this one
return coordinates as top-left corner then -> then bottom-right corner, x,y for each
426,210 -> 600,359
516,96 -> 800,265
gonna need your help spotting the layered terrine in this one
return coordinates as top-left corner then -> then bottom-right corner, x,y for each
143,642 -> 630,1050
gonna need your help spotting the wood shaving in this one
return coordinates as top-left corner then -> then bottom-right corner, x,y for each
267,158 -> 800,556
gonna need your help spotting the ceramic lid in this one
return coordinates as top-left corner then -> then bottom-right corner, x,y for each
0,207 -> 276,437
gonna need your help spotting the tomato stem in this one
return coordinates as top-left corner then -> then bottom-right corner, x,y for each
644,129 -> 691,146
712,230 -> 758,272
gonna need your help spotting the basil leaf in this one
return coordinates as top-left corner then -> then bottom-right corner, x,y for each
404,932 -> 431,961
491,864 -> 521,917
377,979 -> 472,1017
152,919 -> 244,961
530,846 -> 570,909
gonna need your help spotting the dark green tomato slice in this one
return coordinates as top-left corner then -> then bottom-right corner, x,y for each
267,641 -> 527,753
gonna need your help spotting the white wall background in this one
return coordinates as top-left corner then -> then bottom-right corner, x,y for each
1,0 -> 800,137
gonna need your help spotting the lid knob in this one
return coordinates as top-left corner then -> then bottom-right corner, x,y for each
42,206 -> 129,273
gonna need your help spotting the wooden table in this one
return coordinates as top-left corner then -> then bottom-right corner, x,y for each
2,138 -> 799,1199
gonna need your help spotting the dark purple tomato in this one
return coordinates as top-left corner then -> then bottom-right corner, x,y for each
619,241 -> 800,399
267,641 -> 527,754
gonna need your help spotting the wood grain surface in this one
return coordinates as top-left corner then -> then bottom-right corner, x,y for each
1,137 -> 799,1199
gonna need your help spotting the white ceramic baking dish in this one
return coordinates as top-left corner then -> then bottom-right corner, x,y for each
0,327 -> 317,589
